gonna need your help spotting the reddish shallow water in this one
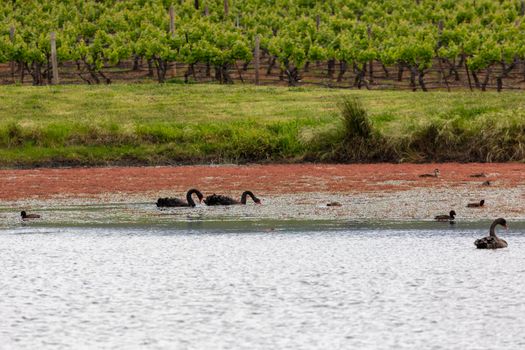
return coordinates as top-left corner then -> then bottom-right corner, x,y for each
0,163 -> 523,201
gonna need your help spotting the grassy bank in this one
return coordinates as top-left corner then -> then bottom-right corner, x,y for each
1,84 -> 525,166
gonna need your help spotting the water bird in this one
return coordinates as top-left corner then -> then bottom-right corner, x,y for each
470,173 -> 487,178
21,211 -> 41,220
419,169 -> 440,178
156,188 -> 203,207
327,202 -> 342,207
467,199 -> 485,208
434,210 -> 456,221
474,218 -> 508,249
481,180 -> 491,186
204,191 -> 261,206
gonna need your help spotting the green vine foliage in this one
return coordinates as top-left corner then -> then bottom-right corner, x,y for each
0,0 -> 524,86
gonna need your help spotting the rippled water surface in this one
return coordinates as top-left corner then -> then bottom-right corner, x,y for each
1,221 -> 525,349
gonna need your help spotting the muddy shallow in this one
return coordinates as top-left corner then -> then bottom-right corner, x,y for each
0,163 -> 524,225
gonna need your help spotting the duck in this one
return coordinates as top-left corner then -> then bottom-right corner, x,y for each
204,191 -> 261,206
474,218 -> 508,249
467,199 -> 485,208
156,188 -> 203,207
434,210 -> 456,221
21,211 -> 41,220
481,180 -> 491,186
419,169 -> 440,178
470,173 -> 487,178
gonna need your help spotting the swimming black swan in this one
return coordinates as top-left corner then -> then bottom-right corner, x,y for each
419,169 -> 440,178
204,191 -> 261,206
435,210 -> 456,221
474,218 -> 508,249
156,188 -> 204,207
467,199 -> 485,208
21,211 -> 40,220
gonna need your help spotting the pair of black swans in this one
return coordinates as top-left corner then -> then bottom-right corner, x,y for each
156,189 -> 261,207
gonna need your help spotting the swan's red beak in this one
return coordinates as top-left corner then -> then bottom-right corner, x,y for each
504,224 -> 508,230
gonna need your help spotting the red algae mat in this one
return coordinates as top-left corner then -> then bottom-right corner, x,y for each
0,163 -> 523,201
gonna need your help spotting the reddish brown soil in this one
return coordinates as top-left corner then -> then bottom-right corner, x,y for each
0,163 -> 523,202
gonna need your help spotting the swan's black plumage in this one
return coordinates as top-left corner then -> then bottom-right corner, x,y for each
204,191 -> 261,206
474,218 -> 508,249
156,189 -> 203,207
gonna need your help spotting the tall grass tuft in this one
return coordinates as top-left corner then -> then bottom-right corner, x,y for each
308,96 -> 395,162
339,97 -> 373,140
5,122 -> 24,147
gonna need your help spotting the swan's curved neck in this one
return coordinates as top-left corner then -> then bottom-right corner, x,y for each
241,191 -> 256,204
489,221 -> 498,237
186,189 -> 200,207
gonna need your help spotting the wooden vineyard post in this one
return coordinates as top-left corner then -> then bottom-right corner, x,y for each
464,54 -> 473,92
50,32 -> 59,85
10,26 -> 15,82
169,5 -> 175,36
224,0 -> 229,17
254,35 -> 260,85
437,20 -> 450,92
169,5 -> 177,78
367,25 -> 373,83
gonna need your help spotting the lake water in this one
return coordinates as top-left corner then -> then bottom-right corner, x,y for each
1,220 -> 524,349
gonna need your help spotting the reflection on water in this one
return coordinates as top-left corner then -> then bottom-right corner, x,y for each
1,223 -> 525,349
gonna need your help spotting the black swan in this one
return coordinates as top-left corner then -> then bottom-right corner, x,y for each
21,211 -> 40,220
474,218 -> 508,249
467,199 -> 485,208
435,210 -> 456,221
156,188 -> 203,207
419,169 -> 440,178
204,191 -> 261,206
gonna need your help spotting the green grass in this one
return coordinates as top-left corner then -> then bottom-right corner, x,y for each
0,84 -> 525,166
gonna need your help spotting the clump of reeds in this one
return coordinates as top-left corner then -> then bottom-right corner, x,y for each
339,97 -> 373,141
307,96 -> 395,162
